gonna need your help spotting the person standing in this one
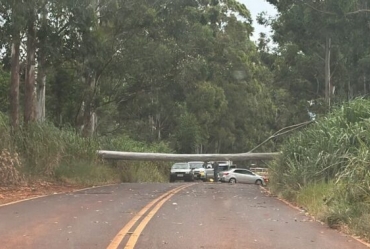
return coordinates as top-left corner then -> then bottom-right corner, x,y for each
203,161 -> 208,169
212,161 -> 219,182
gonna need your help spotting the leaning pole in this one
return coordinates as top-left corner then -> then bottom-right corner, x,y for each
97,150 -> 280,161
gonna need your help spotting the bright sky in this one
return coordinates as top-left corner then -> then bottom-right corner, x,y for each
238,0 -> 278,41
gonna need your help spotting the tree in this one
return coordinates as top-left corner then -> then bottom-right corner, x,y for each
261,0 -> 370,127
1,0 -> 23,129
0,0 -> 279,154
24,1 -> 37,125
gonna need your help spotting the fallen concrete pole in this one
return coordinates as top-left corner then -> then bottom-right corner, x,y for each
97,150 -> 280,161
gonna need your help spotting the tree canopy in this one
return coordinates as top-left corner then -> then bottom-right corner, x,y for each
2,0 -> 369,153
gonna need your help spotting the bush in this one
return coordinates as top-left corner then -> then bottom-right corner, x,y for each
0,149 -> 24,186
55,160 -> 120,185
0,113 -> 172,186
269,98 -> 370,240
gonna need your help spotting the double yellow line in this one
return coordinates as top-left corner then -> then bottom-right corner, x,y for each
107,184 -> 193,249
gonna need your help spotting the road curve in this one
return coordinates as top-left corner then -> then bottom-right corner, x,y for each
0,182 -> 368,249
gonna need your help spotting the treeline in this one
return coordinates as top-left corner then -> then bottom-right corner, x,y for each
2,0 -> 370,183
261,0 -> 370,120
0,0 -> 284,155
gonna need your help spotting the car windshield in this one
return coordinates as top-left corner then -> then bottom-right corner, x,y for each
189,162 -> 203,169
171,163 -> 189,169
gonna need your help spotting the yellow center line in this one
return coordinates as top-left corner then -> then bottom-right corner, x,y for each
124,184 -> 194,249
106,184 -> 192,249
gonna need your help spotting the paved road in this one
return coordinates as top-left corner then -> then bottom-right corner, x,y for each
0,182 -> 368,249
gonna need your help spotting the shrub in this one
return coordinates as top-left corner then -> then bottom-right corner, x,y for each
0,112 -> 172,185
269,98 -> 370,240
0,149 -> 24,186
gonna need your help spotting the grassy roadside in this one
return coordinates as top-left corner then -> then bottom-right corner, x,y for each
268,98 -> 370,242
0,114 -> 171,188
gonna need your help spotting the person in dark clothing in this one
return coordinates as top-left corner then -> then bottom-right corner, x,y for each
212,161 -> 219,182
203,161 -> 208,169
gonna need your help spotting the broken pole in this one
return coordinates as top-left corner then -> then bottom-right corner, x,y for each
97,150 -> 280,162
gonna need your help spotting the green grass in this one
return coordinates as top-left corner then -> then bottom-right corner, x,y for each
55,161 -> 121,186
268,98 -> 370,241
0,113 -> 172,186
296,182 -> 332,220
116,161 -> 171,183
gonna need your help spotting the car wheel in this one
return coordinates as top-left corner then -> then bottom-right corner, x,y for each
229,178 -> 236,184
255,179 -> 263,185
169,178 -> 175,183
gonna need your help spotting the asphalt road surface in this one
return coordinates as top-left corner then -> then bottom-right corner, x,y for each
0,182 -> 369,249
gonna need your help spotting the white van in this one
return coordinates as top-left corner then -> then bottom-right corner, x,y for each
169,162 -> 195,182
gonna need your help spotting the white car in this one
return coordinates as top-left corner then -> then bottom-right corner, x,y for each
219,168 -> 265,185
169,162 -> 195,182
188,161 -> 208,182
204,161 -> 236,181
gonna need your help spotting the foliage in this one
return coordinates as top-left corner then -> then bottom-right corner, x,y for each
0,112 -> 172,185
0,0 -> 276,154
269,98 -> 370,238
0,67 -> 9,113
173,111 -> 202,153
258,0 -> 370,130
54,161 -> 120,186
1,0 -> 370,239
0,149 -> 23,186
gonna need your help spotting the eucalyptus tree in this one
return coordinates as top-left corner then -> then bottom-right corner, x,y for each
0,0 -> 24,128
192,0 -> 275,153
266,0 -> 370,113
44,0 -> 144,136
0,0 -> 278,154
111,0 -> 276,153
1,0 -> 71,126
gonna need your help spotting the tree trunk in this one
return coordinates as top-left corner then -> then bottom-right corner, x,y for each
364,74 -> 367,95
36,2 -> 47,123
10,38 -> 20,129
325,37 -> 331,107
36,70 -> 46,122
81,74 -> 97,137
24,13 -> 37,125
348,80 -> 352,101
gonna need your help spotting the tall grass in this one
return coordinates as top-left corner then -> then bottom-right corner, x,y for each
0,114 -> 12,151
0,113 -> 172,186
269,98 -> 370,240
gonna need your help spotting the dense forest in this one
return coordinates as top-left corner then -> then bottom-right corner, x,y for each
1,0 -> 370,238
0,0 -> 369,159
0,0 -> 276,155
2,0 -> 370,156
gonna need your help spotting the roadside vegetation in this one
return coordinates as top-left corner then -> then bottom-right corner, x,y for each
1,0 -> 370,242
269,98 -> 370,241
0,113 -> 171,187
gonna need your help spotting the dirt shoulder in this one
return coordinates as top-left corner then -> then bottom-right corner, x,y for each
0,182 -> 85,205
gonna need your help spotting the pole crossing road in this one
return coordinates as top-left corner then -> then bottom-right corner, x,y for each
0,183 -> 368,249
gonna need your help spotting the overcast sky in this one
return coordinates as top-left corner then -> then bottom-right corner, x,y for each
237,0 -> 278,41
